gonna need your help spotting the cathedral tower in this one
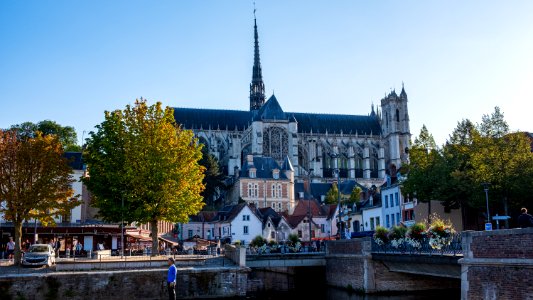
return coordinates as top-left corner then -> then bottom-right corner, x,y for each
380,84 -> 411,175
249,14 -> 265,111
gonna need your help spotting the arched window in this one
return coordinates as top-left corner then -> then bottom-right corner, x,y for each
271,184 -> 276,198
277,184 -> 282,198
396,109 -> 400,122
263,127 -> 289,161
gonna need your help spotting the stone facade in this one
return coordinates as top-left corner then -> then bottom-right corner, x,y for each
460,228 -> 533,300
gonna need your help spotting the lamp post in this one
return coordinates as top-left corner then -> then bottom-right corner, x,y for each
482,183 -> 491,229
121,195 -> 124,258
305,168 -> 314,244
331,153 -> 342,239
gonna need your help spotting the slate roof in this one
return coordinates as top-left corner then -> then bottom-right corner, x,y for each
240,156 -> 287,179
258,207 -> 284,228
189,211 -> 217,222
294,180 -> 367,200
173,96 -> 381,135
63,152 -> 84,170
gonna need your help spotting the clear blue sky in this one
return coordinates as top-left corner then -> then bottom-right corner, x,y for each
1,1 -> 532,145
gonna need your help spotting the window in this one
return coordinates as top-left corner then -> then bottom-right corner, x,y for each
271,231 -> 275,239
248,183 -> 259,198
376,217 -> 380,227
188,230 -> 193,239
396,213 -> 400,224
271,202 -> 276,209
385,195 -> 389,208
243,226 -> 249,235
396,109 -> 400,122
391,214 -> 395,226
320,224 -> 325,233
370,218 -> 375,230
249,169 -> 256,178
272,183 -> 282,198
395,193 -> 399,206
386,215 -> 390,228
390,195 -> 394,207
278,202 -> 282,211
297,230 -> 302,238
242,215 -> 250,221
273,170 -> 279,179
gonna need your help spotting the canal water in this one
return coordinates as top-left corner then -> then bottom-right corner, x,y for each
246,287 -> 460,300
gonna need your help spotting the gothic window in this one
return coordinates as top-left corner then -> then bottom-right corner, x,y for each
263,126 -> 289,161
396,109 -> 400,122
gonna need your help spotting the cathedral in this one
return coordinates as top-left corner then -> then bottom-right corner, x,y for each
173,16 -> 411,189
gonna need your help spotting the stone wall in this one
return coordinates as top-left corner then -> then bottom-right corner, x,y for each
460,228 -> 533,300
326,238 -> 459,293
0,267 -> 248,300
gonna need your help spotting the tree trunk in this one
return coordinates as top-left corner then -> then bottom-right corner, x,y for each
150,219 -> 158,256
14,220 -> 22,265
503,196 -> 509,229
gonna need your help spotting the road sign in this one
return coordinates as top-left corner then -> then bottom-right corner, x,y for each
485,223 -> 493,231
492,215 -> 511,220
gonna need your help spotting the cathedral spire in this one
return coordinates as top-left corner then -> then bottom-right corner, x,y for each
249,9 -> 265,111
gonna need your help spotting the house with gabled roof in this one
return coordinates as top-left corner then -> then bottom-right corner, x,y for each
258,207 -> 291,242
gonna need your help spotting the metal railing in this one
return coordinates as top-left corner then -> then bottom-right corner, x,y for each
370,233 -> 463,257
246,245 -> 325,256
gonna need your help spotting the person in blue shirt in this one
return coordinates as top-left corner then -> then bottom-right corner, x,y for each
167,257 -> 177,300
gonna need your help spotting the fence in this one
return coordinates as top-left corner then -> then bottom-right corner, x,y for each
370,233 -> 463,256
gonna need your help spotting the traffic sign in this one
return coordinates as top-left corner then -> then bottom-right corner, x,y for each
485,223 -> 492,231
492,215 -> 511,220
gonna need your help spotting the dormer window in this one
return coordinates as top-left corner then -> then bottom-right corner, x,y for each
273,168 -> 280,179
249,168 -> 256,178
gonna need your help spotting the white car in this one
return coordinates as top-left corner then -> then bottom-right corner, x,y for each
22,244 -> 56,267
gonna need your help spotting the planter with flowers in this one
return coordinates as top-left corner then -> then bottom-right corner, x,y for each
427,218 -> 455,250
406,222 -> 426,249
388,226 -> 408,249
373,226 -> 389,246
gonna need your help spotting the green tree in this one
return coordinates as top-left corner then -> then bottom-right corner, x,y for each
198,146 -> 226,208
348,186 -> 362,203
10,120 -> 81,151
83,100 -> 205,254
0,129 -> 78,265
403,125 -> 443,221
325,182 -> 339,204
470,109 -> 533,224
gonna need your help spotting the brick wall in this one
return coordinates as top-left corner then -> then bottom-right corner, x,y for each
460,228 -> 533,300
0,267 -> 249,300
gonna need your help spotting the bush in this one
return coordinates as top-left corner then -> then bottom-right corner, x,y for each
373,226 -> 389,245
288,234 -> 300,246
388,226 -> 407,240
406,222 -> 426,248
267,240 -> 278,247
250,235 -> 267,247
233,240 -> 241,247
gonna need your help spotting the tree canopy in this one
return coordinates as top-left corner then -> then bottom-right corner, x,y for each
325,182 -> 339,205
403,107 -> 533,229
198,146 -> 226,209
83,100 -> 205,253
10,120 -> 81,152
0,129 -> 78,265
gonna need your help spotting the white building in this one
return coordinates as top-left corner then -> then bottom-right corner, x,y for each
361,196 -> 382,231
381,183 -> 403,229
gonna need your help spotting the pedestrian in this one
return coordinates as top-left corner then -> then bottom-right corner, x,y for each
518,208 -> 533,228
167,257 -> 177,300
6,237 -> 15,260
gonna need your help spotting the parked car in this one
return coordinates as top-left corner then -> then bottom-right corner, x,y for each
22,244 -> 55,267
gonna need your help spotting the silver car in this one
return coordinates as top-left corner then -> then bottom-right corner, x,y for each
22,244 -> 56,267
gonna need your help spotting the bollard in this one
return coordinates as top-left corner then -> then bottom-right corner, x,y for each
87,250 -> 92,259
66,248 -> 70,258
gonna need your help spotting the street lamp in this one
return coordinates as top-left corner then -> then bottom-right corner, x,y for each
331,153 -> 342,239
305,168 -> 314,244
482,183 -> 491,229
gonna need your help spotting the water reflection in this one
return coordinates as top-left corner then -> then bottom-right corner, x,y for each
247,287 -> 460,300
